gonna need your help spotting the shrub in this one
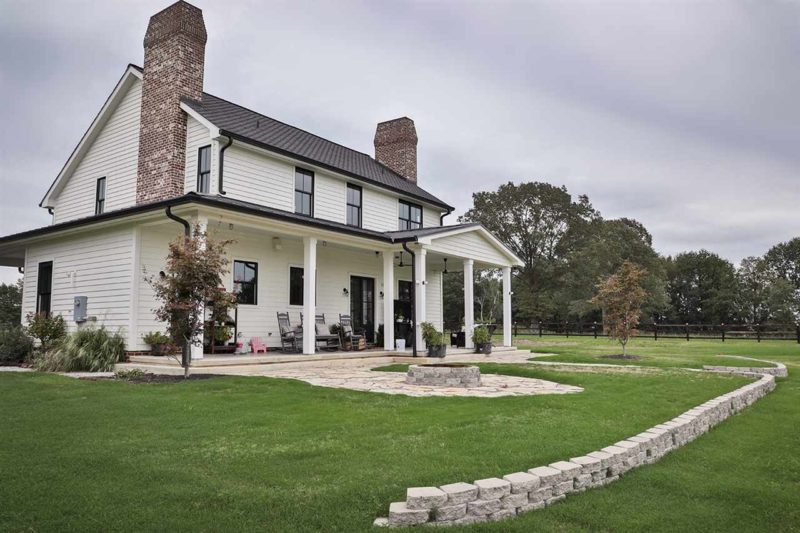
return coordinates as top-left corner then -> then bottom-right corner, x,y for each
421,322 -> 444,346
115,368 -> 147,381
0,326 -> 33,365
471,326 -> 491,346
25,312 -> 66,351
34,327 -> 125,372
142,331 -> 171,345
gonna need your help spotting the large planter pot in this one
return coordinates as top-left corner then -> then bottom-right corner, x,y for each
475,342 -> 492,355
427,344 -> 447,358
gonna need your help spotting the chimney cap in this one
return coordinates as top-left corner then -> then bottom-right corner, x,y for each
144,0 -> 207,47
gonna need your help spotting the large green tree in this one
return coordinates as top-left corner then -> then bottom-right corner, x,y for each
762,237 -> 800,296
737,256 -> 799,324
460,181 -> 599,322
665,250 -> 738,324
0,280 -> 23,327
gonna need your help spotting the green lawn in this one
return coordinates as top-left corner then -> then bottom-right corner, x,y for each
0,338 -> 797,532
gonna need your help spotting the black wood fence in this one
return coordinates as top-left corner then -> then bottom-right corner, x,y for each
510,321 -> 800,343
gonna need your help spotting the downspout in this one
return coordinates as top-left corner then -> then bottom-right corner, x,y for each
439,208 -> 452,226
218,136 -> 233,195
401,241 -> 417,357
165,206 -> 192,375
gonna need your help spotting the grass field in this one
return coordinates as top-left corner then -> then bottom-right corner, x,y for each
0,337 -> 797,532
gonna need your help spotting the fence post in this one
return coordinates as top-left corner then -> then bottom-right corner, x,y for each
514,322 -> 518,337
796,324 -> 800,345
593,321 -> 598,339
756,323 -> 761,343
654,323 -> 658,341
565,321 -> 569,338
721,323 -> 725,343
685,323 -> 690,342
538,320 -> 543,338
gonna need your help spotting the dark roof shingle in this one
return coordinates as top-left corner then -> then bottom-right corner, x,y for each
183,93 -> 452,210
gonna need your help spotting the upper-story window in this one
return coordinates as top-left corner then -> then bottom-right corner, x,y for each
197,145 -> 211,193
95,177 -> 106,215
398,200 -> 422,230
295,168 -> 314,216
346,184 -> 362,227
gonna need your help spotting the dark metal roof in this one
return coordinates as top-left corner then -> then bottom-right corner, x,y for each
182,93 -> 453,210
384,223 -> 481,241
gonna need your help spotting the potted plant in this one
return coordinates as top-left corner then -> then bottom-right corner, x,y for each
142,331 -> 172,356
421,321 -> 447,358
472,326 -> 492,355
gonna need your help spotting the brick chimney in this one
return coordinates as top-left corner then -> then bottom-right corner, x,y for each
136,1 -> 207,204
374,117 -> 418,183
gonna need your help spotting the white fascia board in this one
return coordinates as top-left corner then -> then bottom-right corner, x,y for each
179,102 -> 221,139
40,65 -> 143,209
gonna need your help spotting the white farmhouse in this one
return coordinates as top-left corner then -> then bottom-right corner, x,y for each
0,1 -> 522,357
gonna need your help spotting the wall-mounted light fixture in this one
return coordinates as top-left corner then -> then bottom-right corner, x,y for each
379,291 -> 384,298
398,252 -> 404,267
342,287 -> 349,296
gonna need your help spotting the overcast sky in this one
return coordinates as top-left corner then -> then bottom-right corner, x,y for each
1,0 -> 799,284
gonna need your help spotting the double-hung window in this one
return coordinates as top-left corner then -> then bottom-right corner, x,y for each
295,168 -> 314,216
398,200 -> 422,230
36,261 -> 53,315
95,177 -> 106,215
233,260 -> 258,305
346,184 -> 362,227
197,145 -> 211,193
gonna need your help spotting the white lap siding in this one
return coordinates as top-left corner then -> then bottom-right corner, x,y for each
428,231 -> 509,266
425,268 -> 443,330
184,116 -> 215,194
22,227 -> 135,341
53,79 -> 141,223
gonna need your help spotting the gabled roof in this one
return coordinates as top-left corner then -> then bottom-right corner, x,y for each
182,93 -> 452,210
40,64 -> 143,208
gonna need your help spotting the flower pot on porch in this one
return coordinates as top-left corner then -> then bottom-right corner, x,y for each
427,344 -> 447,358
475,342 -> 492,355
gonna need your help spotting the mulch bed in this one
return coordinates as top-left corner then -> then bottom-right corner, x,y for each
601,354 -> 642,361
85,374 -> 220,384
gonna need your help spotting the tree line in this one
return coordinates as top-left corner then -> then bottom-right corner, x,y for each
443,181 -> 800,328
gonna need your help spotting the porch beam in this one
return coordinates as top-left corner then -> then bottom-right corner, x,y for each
302,236 -> 317,355
382,251 -> 395,350
503,266 -> 512,347
415,246 -> 427,350
464,258 -> 474,349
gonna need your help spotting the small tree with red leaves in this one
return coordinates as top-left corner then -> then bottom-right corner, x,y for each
148,225 -> 236,376
591,260 -> 648,356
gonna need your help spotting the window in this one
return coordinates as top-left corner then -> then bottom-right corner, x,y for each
36,261 -> 53,315
233,261 -> 257,305
398,280 -> 413,302
95,177 -> 106,215
294,168 -> 314,216
398,200 -> 422,230
289,266 -> 304,306
346,184 -> 362,227
197,145 -> 211,193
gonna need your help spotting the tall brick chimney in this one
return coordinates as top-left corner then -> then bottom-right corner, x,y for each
136,1 -> 207,204
374,117 -> 418,183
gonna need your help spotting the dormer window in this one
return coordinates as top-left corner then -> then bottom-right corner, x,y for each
95,177 -> 106,215
197,145 -> 211,193
398,200 -> 422,230
295,168 -> 314,216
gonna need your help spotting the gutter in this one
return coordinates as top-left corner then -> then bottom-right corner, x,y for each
218,136 -> 233,195
439,208 -> 453,226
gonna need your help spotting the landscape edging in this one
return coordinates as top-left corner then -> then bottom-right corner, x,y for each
375,365 -> 780,528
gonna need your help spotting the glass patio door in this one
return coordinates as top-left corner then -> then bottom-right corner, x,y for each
350,276 -> 375,343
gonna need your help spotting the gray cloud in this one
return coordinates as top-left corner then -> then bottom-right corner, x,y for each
2,0 -> 799,284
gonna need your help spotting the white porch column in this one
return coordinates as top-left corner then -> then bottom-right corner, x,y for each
415,246 -> 427,351
503,266 -> 512,347
382,251 -> 395,351
302,236 -> 317,355
191,217 -> 208,361
463,258 -> 474,349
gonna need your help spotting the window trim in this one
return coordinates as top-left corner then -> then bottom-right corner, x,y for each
95,177 -> 106,215
398,199 -> 423,230
233,259 -> 258,305
36,261 -> 53,315
197,145 -> 212,193
294,167 -> 315,217
346,183 -> 362,228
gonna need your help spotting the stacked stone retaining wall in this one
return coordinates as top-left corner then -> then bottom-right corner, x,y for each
376,365 -> 780,527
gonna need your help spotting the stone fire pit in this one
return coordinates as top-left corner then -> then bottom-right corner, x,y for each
406,364 -> 481,388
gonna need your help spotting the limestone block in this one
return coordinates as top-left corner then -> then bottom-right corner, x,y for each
587,450 -> 615,468
529,486 -> 552,503
389,502 -> 430,526
467,498 -> 503,516
407,487 -> 448,509
488,508 -> 515,522
528,466 -> 561,487
500,492 -> 528,510
434,503 -> 467,522
574,473 -> 592,490
570,455 -> 603,475
440,482 -> 478,505
553,480 -> 574,496
503,472 -> 540,493
549,460 -> 582,481
546,494 -> 566,505
518,501 -> 545,514
373,517 -> 389,528
474,478 -> 511,500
